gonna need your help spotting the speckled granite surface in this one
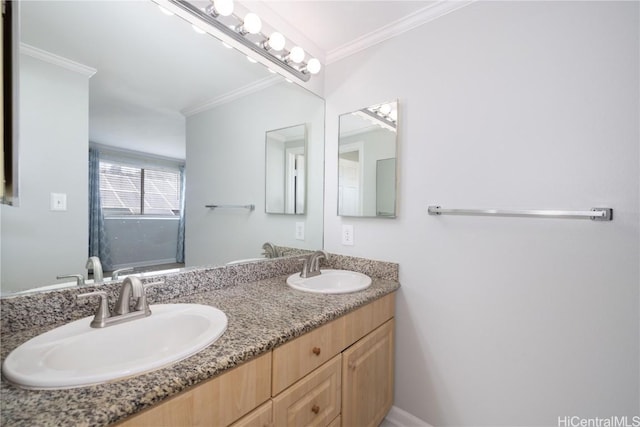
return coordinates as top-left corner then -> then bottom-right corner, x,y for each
0,254 -> 399,427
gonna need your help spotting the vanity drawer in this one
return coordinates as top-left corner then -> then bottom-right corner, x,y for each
230,400 -> 273,427
272,354 -> 341,427
272,316 -> 345,395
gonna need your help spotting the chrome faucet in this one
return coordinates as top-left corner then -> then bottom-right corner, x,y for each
262,242 -> 279,258
85,256 -> 104,285
77,277 -> 158,328
114,276 -> 150,316
56,273 -> 85,286
111,267 -> 134,281
300,250 -> 328,278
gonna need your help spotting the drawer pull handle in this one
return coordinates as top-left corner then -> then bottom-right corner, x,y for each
312,347 -> 321,356
311,405 -> 320,414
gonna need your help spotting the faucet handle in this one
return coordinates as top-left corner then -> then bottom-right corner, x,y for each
111,267 -> 134,281
77,291 -> 110,328
134,280 -> 163,314
57,274 -> 85,287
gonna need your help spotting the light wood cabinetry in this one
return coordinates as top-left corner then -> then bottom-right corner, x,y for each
342,319 -> 395,427
273,354 -> 342,427
230,401 -> 273,427
117,292 -> 395,427
117,352 -> 272,427
272,316 -> 345,395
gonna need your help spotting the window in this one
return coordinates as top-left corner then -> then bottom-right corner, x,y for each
99,161 -> 181,216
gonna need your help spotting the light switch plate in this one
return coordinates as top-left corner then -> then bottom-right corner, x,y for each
295,222 -> 305,240
342,224 -> 354,246
50,193 -> 67,211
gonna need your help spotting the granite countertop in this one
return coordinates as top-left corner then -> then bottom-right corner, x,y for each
0,273 -> 399,427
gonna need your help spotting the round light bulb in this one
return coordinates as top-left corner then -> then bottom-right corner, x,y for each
267,32 -> 286,51
307,58 -> 321,74
213,0 -> 234,17
289,46 -> 305,64
243,12 -> 262,34
379,104 -> 392,115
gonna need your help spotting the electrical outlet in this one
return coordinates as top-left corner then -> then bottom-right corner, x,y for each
50,193 -> 67,211
295,222 -> 305,240
342,224 -> 354,246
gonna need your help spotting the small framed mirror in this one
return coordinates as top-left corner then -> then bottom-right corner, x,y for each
265,124 -> 307,215
338,100 -> 398,217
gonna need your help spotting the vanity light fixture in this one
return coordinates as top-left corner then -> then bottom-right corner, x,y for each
157,0 -> 322,82
354,102 -> 398,132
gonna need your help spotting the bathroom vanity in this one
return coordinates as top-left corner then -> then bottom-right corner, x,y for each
0,254 -> 399,427
117,292 -> 394,427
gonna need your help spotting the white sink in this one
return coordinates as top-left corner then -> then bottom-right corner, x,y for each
2,304 -> 227,389
286,269 -> 372,294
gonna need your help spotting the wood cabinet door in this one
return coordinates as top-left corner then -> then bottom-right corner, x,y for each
341,319 -> 394,427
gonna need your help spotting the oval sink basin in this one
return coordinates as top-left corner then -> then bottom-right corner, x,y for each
286,269 -> 372,294
2,304 -> 227,389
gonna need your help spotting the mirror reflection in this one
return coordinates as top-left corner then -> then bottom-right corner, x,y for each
265,124 -> 307,215
0,1 -> 324,295
338,101 -> 398,217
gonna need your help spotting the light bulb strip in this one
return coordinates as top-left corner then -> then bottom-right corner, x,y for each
360,108 -> 397,129
167,0 -> 312,82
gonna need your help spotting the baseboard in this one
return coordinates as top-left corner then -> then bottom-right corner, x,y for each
385,406 -> 434,427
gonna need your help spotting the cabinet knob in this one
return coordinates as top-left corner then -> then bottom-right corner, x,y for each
311,405 -> 320,414
348,362 -> 357,370
312,347 -> 321,356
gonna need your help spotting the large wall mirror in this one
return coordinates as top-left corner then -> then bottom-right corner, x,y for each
338,100 -> 398,217
265,124 -> 307,215
0,1 -> 325,295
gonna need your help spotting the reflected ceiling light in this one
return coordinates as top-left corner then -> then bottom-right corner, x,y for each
247,56 -> 257,63
192,24 -> 206,34
159,6 -> 174,15
164,0 -> 321,82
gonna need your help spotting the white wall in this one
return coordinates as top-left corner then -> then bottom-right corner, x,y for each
185,82 -> 324,266
324,2 -> 639,425
0,55 -> 89,293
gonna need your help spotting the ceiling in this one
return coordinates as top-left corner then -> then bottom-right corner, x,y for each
240,1 -> 437,61
19,0 -> 456,159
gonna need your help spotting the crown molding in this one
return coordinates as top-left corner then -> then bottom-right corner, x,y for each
20,43 -> 97,77
181,75 -> 282,117
326,0 -> 475,65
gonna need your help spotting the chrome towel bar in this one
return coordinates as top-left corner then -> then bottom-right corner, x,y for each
206,204 -> 255,211
427,206 -> 612,221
